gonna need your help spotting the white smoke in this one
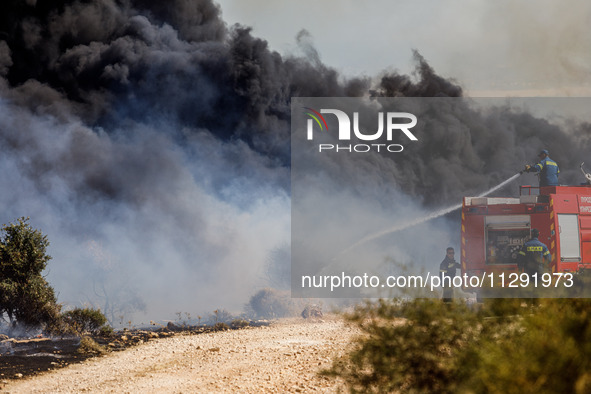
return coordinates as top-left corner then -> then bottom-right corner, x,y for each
0,96 -> 290,324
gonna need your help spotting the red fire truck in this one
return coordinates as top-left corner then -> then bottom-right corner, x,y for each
461,183 -> 591,283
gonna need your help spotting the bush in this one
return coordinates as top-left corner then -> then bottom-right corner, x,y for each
323,298 -> 591,393
323,298 -> 484,393
99,325 -> 115,337
231,319 -> 250,329
209,309 -> 234,324
77,336 -> 107,355
63,307 -> 110,336
213,322 -> 229,331
247,288 -> 294,319
466,298 -> 591,393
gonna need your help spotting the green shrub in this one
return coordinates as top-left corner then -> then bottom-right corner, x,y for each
466,298 -> 591,394
323,299 -> 483,393
63,307 -> 110,335
324,298 -> 591,393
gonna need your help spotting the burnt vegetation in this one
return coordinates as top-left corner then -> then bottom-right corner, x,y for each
0,218 -> 256,377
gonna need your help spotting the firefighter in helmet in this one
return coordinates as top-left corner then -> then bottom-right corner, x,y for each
439,247 -> 461,302
524,149 -> 560,187
518,228 -> 551,278
517,229 -> 550,302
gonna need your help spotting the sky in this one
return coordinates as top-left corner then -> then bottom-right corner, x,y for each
217,0 -> 591,96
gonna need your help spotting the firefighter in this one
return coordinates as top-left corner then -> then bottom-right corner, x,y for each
518,228 -> 550,302
518,228 -> 550,276
439,247 -> 461,302
524,149 -> 560,187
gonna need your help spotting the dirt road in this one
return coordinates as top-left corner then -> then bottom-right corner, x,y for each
1,317 -> 357,393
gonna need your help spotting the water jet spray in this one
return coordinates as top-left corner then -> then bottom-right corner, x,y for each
337,172 -> 522,257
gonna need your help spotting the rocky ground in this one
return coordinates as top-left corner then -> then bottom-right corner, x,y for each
0,316 -> 358,393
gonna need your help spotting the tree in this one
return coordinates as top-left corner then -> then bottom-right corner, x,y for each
0,217 -> 60,331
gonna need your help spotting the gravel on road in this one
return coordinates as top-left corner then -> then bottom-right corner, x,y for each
1,317 -> 357,393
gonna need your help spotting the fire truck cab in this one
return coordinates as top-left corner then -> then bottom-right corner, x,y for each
461,185 -> 591,281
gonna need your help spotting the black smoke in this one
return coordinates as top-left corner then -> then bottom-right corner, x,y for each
1,0 -> 590,320
0,0 -> 368,167
0,0 -> 477,208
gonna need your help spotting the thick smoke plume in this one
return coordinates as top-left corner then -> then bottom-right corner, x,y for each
0,0 -> 371,322
1,0 -> 590,321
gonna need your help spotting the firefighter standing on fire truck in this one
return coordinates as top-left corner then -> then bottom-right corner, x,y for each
524,149 -> 560,187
